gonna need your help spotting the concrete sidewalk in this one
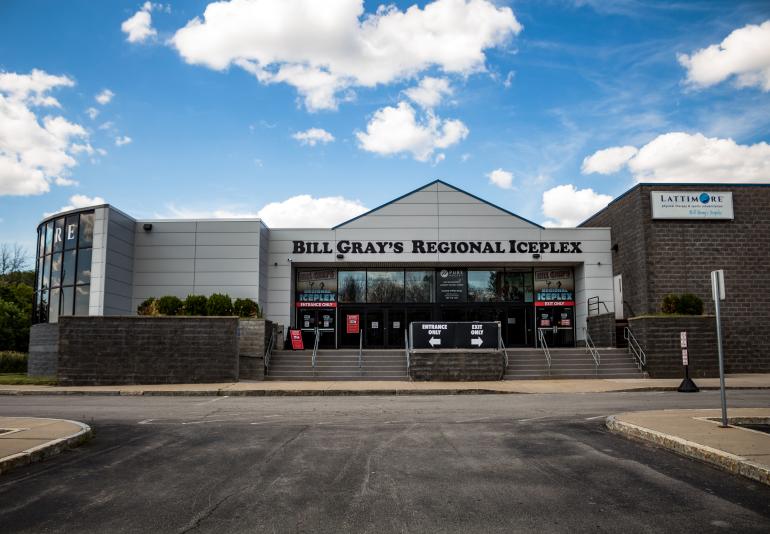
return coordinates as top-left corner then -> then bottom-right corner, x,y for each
0,417 -> 92,475
607,408 -> 770,486
0,373 -> 768,396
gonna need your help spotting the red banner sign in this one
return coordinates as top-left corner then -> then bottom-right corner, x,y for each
296,302 -> 337,308
535,301 -> 575,307
346,314 -> 360,334
289,329 -> 304,350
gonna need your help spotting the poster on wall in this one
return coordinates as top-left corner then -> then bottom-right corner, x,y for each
296,269 -> 337,307
534,269 -> 574,306
437,269 -> 467,303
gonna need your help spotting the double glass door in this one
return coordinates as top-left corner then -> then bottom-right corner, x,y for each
297,308 -> 336,348
535,306 -> 574,347
365,308 -> 406,348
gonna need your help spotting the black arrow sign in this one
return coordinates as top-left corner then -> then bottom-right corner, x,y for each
410,322 -> 499,349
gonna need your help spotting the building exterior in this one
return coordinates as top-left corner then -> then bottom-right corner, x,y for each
32,180 -> 614,350
581,183 -> 770,373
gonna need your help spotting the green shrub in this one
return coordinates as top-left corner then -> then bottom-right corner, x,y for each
661,293 -> 704,315
234,298 -> 260,318
137,297 -> 158,316
661,294 -> 679,314
0,300 -> 29,352
0,351 -> 27,373
183,294 -> 208,316
157,295 -> 183,316
677,293 -> 704,315
206,293 -> 233,316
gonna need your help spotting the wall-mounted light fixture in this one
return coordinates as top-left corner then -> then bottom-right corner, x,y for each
532,253 -> 541,259
143,223 -> 153,232
611,243 -> 619,252
336,254 -> 344,260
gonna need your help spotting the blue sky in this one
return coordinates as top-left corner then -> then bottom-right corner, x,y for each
1,0 -> 769,256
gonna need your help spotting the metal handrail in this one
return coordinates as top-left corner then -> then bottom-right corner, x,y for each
404,329 -> 411,374
311,327 -> 320,376
537,329 -> 552,375
498,328 -> 509,380
582,327 -> 600,373
358,331 -> 364,376
264,324 -> 276,373
587,296 -> 610,316
624,327 -> 646,370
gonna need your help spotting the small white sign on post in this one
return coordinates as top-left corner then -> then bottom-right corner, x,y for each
711,269 -> 726,300
680,331 -> 687,348
681,349 -> 688,366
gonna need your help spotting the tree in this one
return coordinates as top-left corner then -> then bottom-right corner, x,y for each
0,243 -> 29,276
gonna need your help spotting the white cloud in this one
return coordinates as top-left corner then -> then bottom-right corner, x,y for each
679,20 -> 770,91
581,145 -> 638,175
86,107 -> 99,120
0,70 -> 88,196
486,168 -> 513,189
95,89 -> 114,105
98,121 -> 115,131
404,77 -> 452,109
257,194 -> 368,227
356,101 -> 468,161
170,0 -> 521,111
122,2 -> 158,43
45,194 -> 106,217
542,184 -> 612,228
503,70 -> 514,88
292,127 -> 335,146
115,135 -> 132,146
582,132 -> 770,183
158,194 -> 369,227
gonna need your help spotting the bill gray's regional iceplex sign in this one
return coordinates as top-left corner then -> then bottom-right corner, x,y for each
410,322 -> 500,350
651,191 -> 734,220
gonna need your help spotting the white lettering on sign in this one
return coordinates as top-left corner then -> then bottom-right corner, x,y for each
67,224 -> 76,240
680,331 -> 688,348
682,349 -> 688,366
54,227 -> 63,244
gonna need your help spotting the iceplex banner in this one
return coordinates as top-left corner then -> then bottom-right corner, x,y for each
534,268 -> 574,306
296,269 -> 337,307
292,240 -> 583,254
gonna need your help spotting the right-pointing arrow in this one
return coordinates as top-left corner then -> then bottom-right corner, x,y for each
471,337 -> 483,347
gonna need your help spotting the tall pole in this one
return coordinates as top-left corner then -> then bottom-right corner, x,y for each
712,270 -> 728,428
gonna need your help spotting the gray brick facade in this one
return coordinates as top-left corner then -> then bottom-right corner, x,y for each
582,184 -> 770,373
28,324 -> 60,377
409,350 -> 505,381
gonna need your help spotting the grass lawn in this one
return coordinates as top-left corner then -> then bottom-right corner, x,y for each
0,374 -> 57,385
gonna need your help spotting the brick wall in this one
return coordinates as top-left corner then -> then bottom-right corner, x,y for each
238,318 -> 273,380
586,312 -> 616,348
409,350 -> 504,381
628,316 -> 718,378
28,323 -> 60,377
582,185 -> 770,373
57,316 -> 238,385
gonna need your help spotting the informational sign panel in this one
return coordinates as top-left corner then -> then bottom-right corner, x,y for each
681,349 -> 689,366
651,191 -> 734,220
296,269 -> 337,308
410,322 -> 499,350
346,314 -> 360,334
289,329 -> 304,350
680,331 -> 688,348
437,269 -> 467,303
534,268 -> 574,306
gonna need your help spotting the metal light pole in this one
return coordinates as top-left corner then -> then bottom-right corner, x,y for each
711,270 -> 728,428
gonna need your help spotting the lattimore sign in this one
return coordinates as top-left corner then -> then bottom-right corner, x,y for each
651,191 -> 734,220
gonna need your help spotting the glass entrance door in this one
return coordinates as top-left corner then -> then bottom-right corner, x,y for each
365,310 -> 384,347
536,306 -> 574,347
297,308 -> 336,348
506,306 -> 528,346
384,308 -> 406,349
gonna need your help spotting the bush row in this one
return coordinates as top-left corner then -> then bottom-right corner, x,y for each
661,293 -> 704,315
137,294 -> 261,318
0,351 -> 27,373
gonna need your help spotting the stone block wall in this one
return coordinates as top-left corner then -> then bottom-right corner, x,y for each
582,185 -> 770,373
28,323 -> 60,377
586,312 -> 616,348
628,316 -> 718,378
57,316 -> 239,385
238,318 -> 273,380
409,349 -> 504,381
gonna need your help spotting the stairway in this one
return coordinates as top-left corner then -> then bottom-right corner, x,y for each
266,349 -> 408,381
504,347 -> 646,380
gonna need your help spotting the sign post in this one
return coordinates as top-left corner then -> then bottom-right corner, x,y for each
711,270 -> 728,428
677,331 -> 699,392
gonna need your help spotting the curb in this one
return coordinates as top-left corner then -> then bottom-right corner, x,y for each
0,419 -> 93,476
606,415 -> 770,486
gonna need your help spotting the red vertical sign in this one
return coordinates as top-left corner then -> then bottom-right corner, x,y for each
347,314 -> 360,334
289,329 -> 304,350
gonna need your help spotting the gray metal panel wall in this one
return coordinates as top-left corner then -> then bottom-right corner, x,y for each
103,207 -> 136,315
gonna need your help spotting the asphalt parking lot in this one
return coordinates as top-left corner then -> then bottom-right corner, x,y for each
0,391 -> 769,533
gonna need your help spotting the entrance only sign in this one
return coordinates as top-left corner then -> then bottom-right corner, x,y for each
410,322 -> 499,350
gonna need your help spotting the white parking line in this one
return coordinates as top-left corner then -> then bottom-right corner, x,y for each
195,396 -> 229,406
585,415 -> 607,421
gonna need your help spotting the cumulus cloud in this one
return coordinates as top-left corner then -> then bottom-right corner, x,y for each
257,194 -> 368,227
292,128 -> 335,146
582,132 -> 770,183
679,20 -> 770,91
95,89 -> 114,105
170,0 -> 521,111
45,194 -> 106,217
115,135 -> 132,146
159,195 -> 369,227
85,107 -> 99,120
542,185 -> 612,227
356,101 -> 468,161
0,69 -> 88,196
122,2 -> 159,43
581,145 -> 638,175
404,77 -> 452,109
486,168 -> 513,189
